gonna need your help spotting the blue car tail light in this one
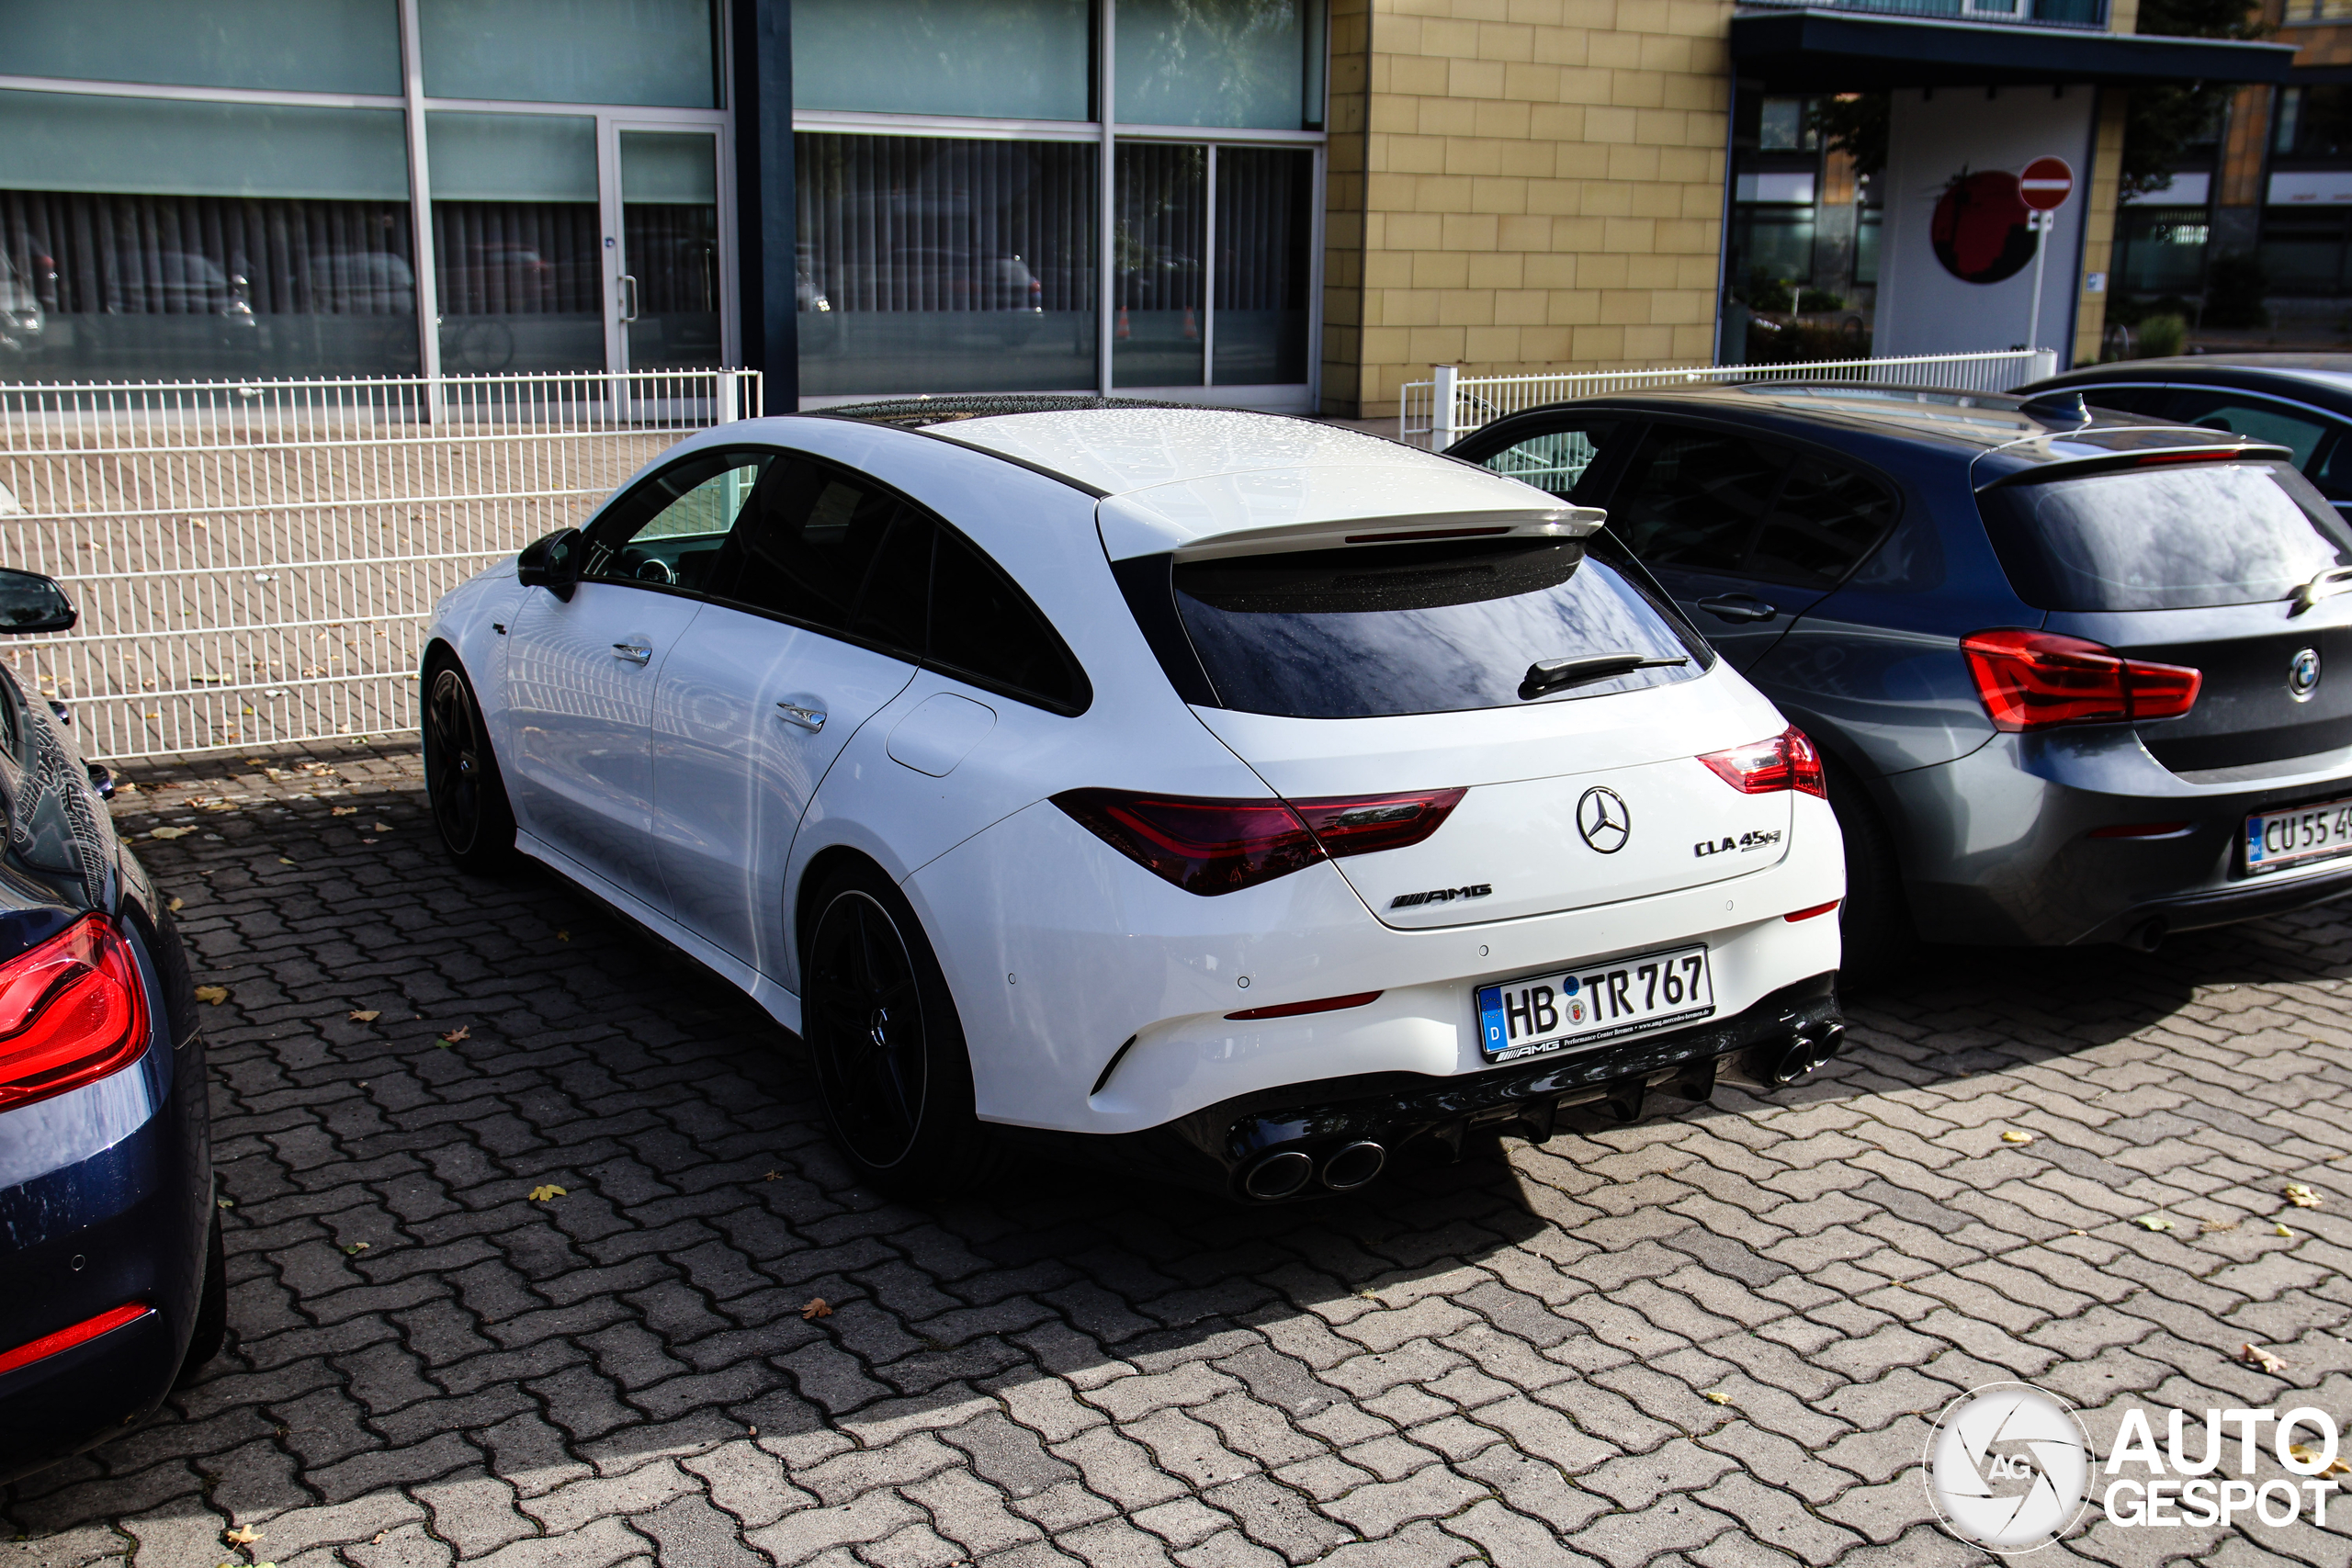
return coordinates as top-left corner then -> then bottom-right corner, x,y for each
0,915 -> 150,1114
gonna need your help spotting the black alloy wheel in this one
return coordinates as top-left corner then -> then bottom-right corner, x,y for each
802,866 -> 999,1195
423,659 -> 516,872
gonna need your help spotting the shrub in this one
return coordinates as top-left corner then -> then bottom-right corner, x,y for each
2135,312 -> 2188,357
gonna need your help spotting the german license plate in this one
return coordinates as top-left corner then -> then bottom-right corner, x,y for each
2245,796 -> 2352,874
1475,944 -> 1714,1064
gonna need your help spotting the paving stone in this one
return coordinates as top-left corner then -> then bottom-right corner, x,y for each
8,742 -> 2351,1568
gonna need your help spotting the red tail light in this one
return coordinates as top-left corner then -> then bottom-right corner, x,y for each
0,915 -> 150,1113
1053,787 -> 1464,896
0,1302 -> 152,1378
1227,990 -> 1384,1021
1697,726 -> 1827,799
1960,628 -> 2201,731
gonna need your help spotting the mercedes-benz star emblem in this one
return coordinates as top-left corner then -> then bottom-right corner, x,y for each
2290,646 -> 2322,703
1576,786 -> 1631,854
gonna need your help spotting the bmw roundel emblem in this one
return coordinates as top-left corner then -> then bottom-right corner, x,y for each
2290,646 -> 2323,703
1576,786 -> 1631,854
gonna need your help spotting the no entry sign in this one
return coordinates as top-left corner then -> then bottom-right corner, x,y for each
2019,157 -> 2075,212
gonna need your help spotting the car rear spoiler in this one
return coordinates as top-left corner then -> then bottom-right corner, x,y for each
1097,462 -> 1605,562
1973,434 -> 2293,491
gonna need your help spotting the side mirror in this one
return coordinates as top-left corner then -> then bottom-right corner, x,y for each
517,527 -> 582,603
0,569 -> 76,634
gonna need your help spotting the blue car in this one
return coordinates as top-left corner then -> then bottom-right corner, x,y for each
1450,385 -> 2352,972
0,568 -> 216,1483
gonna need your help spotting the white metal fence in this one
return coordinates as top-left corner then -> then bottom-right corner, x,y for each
1399,349 -> 2061,447
0,369 -> 761,762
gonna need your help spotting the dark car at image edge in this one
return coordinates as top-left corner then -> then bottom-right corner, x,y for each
0,567 -> 219,1484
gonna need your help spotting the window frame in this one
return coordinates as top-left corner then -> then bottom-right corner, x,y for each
577,445 -> 780,599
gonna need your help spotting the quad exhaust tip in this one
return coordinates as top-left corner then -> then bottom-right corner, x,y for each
1242,1149 -> 1316,1201
1768,1021 -> 1847,1086
1321,1141 -> 1385,1191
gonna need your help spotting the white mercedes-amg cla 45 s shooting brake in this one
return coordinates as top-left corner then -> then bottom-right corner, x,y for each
422,398 -> 1846,1201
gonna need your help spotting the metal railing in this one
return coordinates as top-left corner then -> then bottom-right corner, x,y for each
0,369 -> 762,762
1399,348 -> 2060,447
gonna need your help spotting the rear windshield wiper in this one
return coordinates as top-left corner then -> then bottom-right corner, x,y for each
2289,563 -> 2352,615
1520,651 -> 1689,701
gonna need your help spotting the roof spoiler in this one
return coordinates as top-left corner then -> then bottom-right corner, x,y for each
1165,506 -> 1606,563
1975,437 -> 2294,491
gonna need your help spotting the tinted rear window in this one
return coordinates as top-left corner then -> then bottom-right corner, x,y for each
1979,460 -> 2352,612
1170,536 -> 1709,719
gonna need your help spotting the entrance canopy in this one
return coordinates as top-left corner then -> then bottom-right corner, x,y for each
1729,9 -> 2297,94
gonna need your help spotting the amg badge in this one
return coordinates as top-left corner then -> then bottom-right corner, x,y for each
1390,884 -> 1492,909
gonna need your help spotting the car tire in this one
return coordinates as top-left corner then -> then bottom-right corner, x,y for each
423,655 -> 518,874
175,1207 -> 226,1385
1826,758 -> 1916,984
800,863 -> 1003,1200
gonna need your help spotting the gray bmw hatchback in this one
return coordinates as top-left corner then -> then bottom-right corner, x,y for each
1449,384 -> 2352,970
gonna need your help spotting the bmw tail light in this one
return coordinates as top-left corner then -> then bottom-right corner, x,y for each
1697,727 -> 1827,799
0,915 -> 150,1113
1961,628 -> 2200,731
1053,786 -> 1465,897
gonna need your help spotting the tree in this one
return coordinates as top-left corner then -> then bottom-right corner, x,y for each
1812,94 -> 1887,181
2123,0 -> 2269,199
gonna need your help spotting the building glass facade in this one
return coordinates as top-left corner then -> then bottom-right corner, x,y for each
0,0 -> 728,386
0,0 -> 1323,409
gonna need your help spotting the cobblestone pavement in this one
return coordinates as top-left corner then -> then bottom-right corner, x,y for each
7,739 -> 2352,1568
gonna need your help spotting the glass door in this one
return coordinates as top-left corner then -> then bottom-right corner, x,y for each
606,126 -> 724,374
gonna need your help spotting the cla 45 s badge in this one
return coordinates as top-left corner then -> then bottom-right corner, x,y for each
1390,884 -> 1493,909
1695,829 -> 1782,858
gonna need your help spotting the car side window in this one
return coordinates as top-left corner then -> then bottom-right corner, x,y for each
2161,389 -> 2332,468
1475,419 -> 1625,500
581,448 -> 774,592
1605,426 -> 1792,572
929,530 -> 1087,712
713,458 -> 910,635
1747,457 -> 1899,589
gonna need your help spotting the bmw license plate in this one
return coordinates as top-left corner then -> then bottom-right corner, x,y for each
1476,945 -> 1714,1064
2245,795 -> 2352,874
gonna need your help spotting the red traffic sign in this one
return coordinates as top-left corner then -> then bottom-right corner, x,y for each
2019,157 -> 2075,212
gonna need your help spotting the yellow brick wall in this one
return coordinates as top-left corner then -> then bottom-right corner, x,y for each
1320,0 -> 1736,419
2075,91 -> 2129,367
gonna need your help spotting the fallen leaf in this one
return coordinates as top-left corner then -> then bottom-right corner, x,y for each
372,1534 -> 388,1546
2289,1442 -> 2352,1478
348,1010 -> 380,1022
802,1298 -> 832,1320
371,822 -> 392,832
194,985 -> 229,1005
2276,1222 -> 2296,1237
2284,1183 -> 2322,1209
556,930 -> 570,942
2239,1342 -> 2289,1374
167,896 -> 185,912
277,857 -> 296,866
223,1525 -> 260,1545
332,806 -> 357,816
149,826 -> 196,840
2132,1213 -> 2175,1232
2200,1219 -> 2238,1234
2001,1130 -> 2034,1145
344,1242 -> 368,1254
217,1198 -> 234,1209
763,1169 -> 782,1181
441,1026 -> 469,1044
528,1184 -> 566,1202
1703,1390 -> 1734,1405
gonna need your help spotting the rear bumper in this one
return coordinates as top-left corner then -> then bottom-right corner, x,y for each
1884,730 -> 2352,946
0,918 -> 209,1485
1003,973 -> 1842,1198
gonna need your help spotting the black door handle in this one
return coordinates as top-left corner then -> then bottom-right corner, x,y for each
1695,594 -> 1779,624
